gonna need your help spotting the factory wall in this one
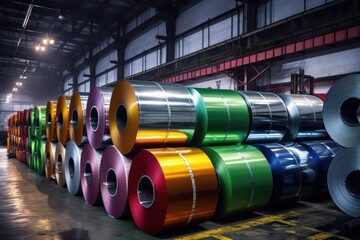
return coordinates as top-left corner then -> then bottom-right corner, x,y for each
256,47 -> 360,93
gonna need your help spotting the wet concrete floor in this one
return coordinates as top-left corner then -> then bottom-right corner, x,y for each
1,147 -> 359,240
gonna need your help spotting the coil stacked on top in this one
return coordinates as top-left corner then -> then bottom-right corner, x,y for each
239,91 -> 288,143
45,141 -> 57,181
109,80 -> 196,154
327,147 -> 360,217
69,93 -> 89,146
279,94 -> 327,141
189,88 -> 249,146
202,145 -> 272,219
81,144 -> 103,205
56,95 -> 71,145
129,147 -> 218,235
55,141 -> 66,187
100,145 -> 132,218
86,87 -> 113,149
254,143 -> 318,208
46,101 -> 57,142
323,74 -> 360,148
65,141 -> 83,196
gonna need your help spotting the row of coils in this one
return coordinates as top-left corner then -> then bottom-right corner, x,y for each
7,78 -> 344,236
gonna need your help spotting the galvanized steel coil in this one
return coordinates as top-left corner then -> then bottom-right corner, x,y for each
254,142 -> 318,208
65,141 -> 83,196
86,87 -> 113,149
45,140 -> 57,181
327,147 -> 360,217
56,95 -> 71,145
202,145 -> 272,219
279,94 -> 327,141
239,91 -> 288,143
55,141 -> 66,187
109,80 -> 196,154
80,143 -> 103,205
189,88 -> 249,146
46,101 -> 57,142
128,147 -> 218,235
99,145 -> 132,218
323,74 -> 360,147
69,92 -> 89,146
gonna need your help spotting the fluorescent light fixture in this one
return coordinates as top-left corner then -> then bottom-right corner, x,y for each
16,82 -> 23,86
12,87 -> 18,92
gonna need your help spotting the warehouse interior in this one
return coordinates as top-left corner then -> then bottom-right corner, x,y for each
1,0 -> 360,239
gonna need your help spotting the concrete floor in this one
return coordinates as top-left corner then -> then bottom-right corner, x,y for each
1,147 -> 359,240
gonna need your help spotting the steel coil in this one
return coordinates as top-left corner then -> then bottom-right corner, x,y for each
35,139 -> 46,175
55,141 -> 66,187
128,147 -> 218,235
46,101 -> 57,141
239,91 -> 288,143
45,140 -> 57,181
29,138 -> 36,170
80,143 -> 103,205
279,94 -> 327,141
100,145 -> 132,218
299,140 -> 343,194
202,145 -> 272,219
254,142 -> 318,208
29,108 -> 35,138
34,106 -> 47,140
86,87 -> 113,149
56,95 -> 71,145
323,74 -> 360,147
65,141 -> 83,196
189,88 -> 249,146
327,147 -> 360,217
69,92 -> 89,146
109,80 -> 196,154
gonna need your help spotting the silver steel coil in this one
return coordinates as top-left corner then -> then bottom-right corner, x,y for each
323,74 -> 360,147
239,91 -> 288,143
327,147 -> 360,217
279,94 -> 327,141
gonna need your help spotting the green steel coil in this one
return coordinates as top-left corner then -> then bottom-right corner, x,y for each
189,88 -> 250,146
202,144 -> 273,219
29,138 -> 36,170
34,106 -> 47,140
36,139 -> 46,175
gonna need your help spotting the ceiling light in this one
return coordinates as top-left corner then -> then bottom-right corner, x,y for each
49,39 -> 55,44
35,45 -> 40,51
40,46 -> 46,51
23,76 -> 27,79
42,39 -> 48,45
12,87 -> 18,92
16,82 -> 23,86
7,93 -> 12,98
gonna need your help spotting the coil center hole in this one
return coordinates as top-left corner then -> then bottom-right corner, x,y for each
340,97 -> 360,126
57,154 -> 63,172
69,157 -> 75,179
137,175 -> 155,208
116,104 -> 127,131
85,162 -> 92,185
106,169 -> 117,197
58,113 -> 64,129
47,112 -> 52,126
345,170 -> 360,198
71,109 -> 79,131
90,106 -> 99,132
